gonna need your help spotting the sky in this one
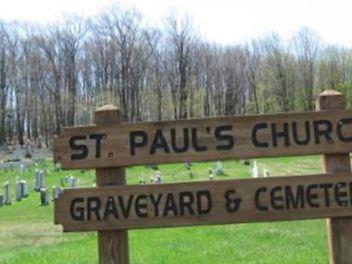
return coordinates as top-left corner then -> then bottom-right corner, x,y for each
0,0 -> 351,46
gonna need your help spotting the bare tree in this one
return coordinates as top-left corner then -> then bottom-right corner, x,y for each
57,16 -> 85,126
35,27 -> 64,134
262,34 -> 296,112
246,40 -> 262,113
223,46 -> 247,115
95,7 -> 142,120
0,23 -> 8,144
164,14 -> 194,119
292,27 -> 320,110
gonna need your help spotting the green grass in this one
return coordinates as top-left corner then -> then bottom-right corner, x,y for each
0,156 -> 332,263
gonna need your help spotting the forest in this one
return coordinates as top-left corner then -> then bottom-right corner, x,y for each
0,5 -> 351,148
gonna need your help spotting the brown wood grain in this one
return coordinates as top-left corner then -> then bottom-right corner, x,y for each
55,173 -> 352,232
95,105 -> 130,264
317,90 -> 352,264
54,110 -> 352,169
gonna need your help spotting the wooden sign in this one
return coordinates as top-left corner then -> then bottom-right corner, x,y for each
55,172 -> 352,232
54,110 -> 352,169
53,91 -> 352,264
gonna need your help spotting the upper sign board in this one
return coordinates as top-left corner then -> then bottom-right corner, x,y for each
54,110 -> 352,169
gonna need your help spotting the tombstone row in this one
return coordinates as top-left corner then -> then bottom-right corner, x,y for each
139,161 -> 227,185
0,168 -> 69,207
0,180 -> 29,206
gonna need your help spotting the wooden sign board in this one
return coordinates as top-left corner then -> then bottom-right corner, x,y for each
54,110 -> 352,169
55,173 -> 352,232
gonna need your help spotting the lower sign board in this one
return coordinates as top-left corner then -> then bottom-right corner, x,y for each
55,173 -> 352,232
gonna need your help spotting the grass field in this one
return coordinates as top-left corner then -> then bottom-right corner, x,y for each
0,156 -> 332,263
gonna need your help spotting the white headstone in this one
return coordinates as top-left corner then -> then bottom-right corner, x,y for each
15,181 -> 22,201
209,173 -> 214,180
40,170 -> 45,188
20,180 -> 28,197
35,170 -> 45,191
154,171 -> 162,184
4,181 -> 11,205
251,160 -> 259,178
215,161 -> 224,175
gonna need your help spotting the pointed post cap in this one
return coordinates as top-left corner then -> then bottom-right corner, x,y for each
95,104 -> 118,112
94,104 -> 123,125
316,90 -> 345,110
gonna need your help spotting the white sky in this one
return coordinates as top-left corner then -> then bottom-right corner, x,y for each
0,0 -> 351,46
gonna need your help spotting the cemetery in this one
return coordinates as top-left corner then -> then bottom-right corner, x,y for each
0,153 -> 332,263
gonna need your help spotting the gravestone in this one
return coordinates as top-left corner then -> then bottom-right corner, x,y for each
153,171 -> 162,184
251,160 -> 259,178
15,181 -> 22,201
25,140 -> 32,158
215,161 -> 224,175
20,180 -> 28,197
68,176 -> 77,188
12,148 -> 21,161
35,170 -> 45,191
40,188 -> 49,205
52,186 -> 63,200
0,195 -> 3,207
263,168 -> 270,178
4,181 -> 11,205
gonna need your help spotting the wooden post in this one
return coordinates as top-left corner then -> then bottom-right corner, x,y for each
94,105 -> 129,264
316,90 -> 352,264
